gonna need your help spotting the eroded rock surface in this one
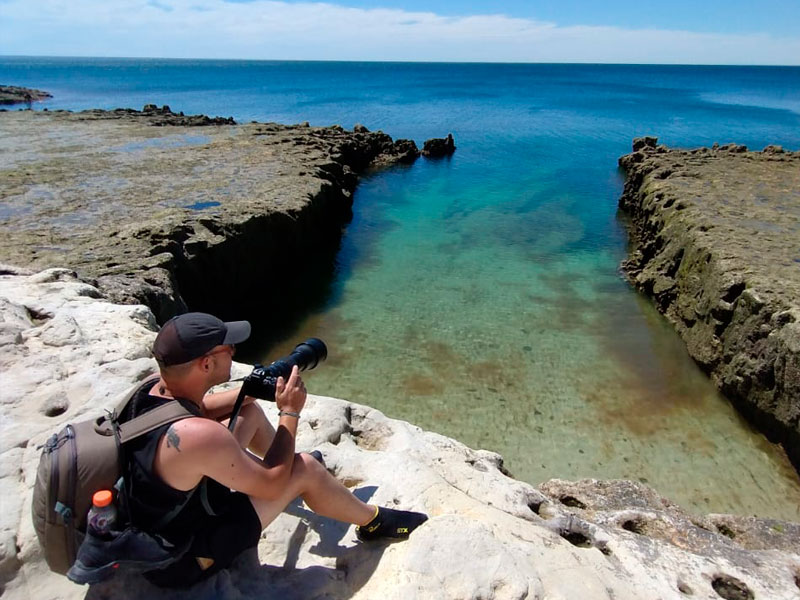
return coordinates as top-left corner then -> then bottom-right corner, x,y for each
619,138 -> 800,471
2,267 -> 799,599
0,108 -> 419,324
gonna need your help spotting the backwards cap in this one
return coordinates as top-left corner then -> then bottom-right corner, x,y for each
153,312 -> 251,366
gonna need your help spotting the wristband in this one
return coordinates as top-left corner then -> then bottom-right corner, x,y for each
279,410 -> 301,419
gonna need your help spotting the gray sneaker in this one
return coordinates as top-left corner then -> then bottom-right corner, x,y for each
67,528 -> 189,585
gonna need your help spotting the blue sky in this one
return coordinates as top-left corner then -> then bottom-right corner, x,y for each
250,0 -> 800,37
2,0 -> 799,64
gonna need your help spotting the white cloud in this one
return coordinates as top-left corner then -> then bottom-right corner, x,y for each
1,0 -> 799,64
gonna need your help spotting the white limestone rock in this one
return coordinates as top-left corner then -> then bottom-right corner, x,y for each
1,267 -> 799,600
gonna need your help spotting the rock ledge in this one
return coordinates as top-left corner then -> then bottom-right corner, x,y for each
619,137 -> 800,471
0,108 -> 422,325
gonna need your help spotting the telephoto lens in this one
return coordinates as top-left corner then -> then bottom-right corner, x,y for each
243,338 -> 327,400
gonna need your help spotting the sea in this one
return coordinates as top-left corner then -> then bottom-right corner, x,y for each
3,57 -> 800,519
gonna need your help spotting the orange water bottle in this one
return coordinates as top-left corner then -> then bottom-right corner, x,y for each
87,490 -> 117,539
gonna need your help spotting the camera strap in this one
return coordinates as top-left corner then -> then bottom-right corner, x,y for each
226,387 -> 248,433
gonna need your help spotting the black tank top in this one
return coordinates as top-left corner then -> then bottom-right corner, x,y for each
121,379 -> 238,544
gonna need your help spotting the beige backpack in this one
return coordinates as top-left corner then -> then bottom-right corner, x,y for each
31,377 -> 194,575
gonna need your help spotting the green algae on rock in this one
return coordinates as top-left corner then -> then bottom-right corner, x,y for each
618,137 -> 800,472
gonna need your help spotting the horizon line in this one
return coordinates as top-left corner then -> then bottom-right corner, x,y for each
2,54 -> 799,68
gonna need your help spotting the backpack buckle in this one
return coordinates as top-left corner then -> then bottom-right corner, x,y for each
93,414 -> 115,436
54,501 -> 73,523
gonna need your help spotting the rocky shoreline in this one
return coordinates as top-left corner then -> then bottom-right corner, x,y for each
618,138 -> 800,472
0,107 -> 426,326
0,85 -> 52,106
2,108 -> 799,597
1,267 -> 799,599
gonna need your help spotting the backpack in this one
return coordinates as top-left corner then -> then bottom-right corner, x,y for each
31,376 -> 195,575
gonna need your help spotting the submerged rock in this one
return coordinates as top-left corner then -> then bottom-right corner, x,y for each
1,266 -> 799,599
618,138 -> 800,473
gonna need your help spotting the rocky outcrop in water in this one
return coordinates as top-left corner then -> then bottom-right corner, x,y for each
0,85 -> 52,105
422,133 -> 456,157
0,108 -> 423,325
618,137 -> 800,472
2,267 -> 799,600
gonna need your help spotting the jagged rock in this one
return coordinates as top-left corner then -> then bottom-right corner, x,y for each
1,267 -> 799,599
618,139 -> 800,471
422,133 -> 456,157
763,144 -> 785,154
631,136 -> 658,151
0,86 -> 52,106
372,138 -> 420,166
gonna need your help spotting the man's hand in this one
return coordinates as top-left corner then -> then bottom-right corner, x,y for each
275,365 -> 306,415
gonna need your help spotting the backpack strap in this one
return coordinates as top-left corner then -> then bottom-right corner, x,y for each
117,402 -> 195,443
95,376 -> 196,442
106,376 -> 199,532
114,375 -> 161,415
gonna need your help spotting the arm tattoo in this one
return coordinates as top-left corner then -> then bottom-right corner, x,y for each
166,425 -> 182,452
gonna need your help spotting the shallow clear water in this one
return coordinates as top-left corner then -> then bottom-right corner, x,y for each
3,58 -> 800,519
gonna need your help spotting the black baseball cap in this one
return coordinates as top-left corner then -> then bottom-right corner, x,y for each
153,312 -> 251,366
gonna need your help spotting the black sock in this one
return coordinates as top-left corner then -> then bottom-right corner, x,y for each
356,506 -> 428,541
309,450 -> 325,466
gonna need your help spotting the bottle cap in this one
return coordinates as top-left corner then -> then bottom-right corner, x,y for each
92,490 -> 113,507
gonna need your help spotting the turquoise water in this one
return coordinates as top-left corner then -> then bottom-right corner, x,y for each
3,58 -> 800,519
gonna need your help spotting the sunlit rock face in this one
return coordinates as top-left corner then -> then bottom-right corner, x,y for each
1,266 -> 799,599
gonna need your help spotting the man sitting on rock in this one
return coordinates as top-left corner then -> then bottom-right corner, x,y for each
87,312 -> 427,587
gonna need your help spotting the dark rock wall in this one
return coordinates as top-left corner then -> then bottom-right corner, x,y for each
619,138 -> 800,470
169,180 -> 350,326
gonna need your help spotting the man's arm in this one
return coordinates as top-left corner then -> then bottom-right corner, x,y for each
177,418 -> 300,500
202,386 -> 255,420
155,366 -> 307,500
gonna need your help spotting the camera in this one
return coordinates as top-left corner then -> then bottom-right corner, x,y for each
242,338 -> 327,401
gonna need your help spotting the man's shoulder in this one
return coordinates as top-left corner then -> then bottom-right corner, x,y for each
166,416 -> 236,452
170,415 -> 227,437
